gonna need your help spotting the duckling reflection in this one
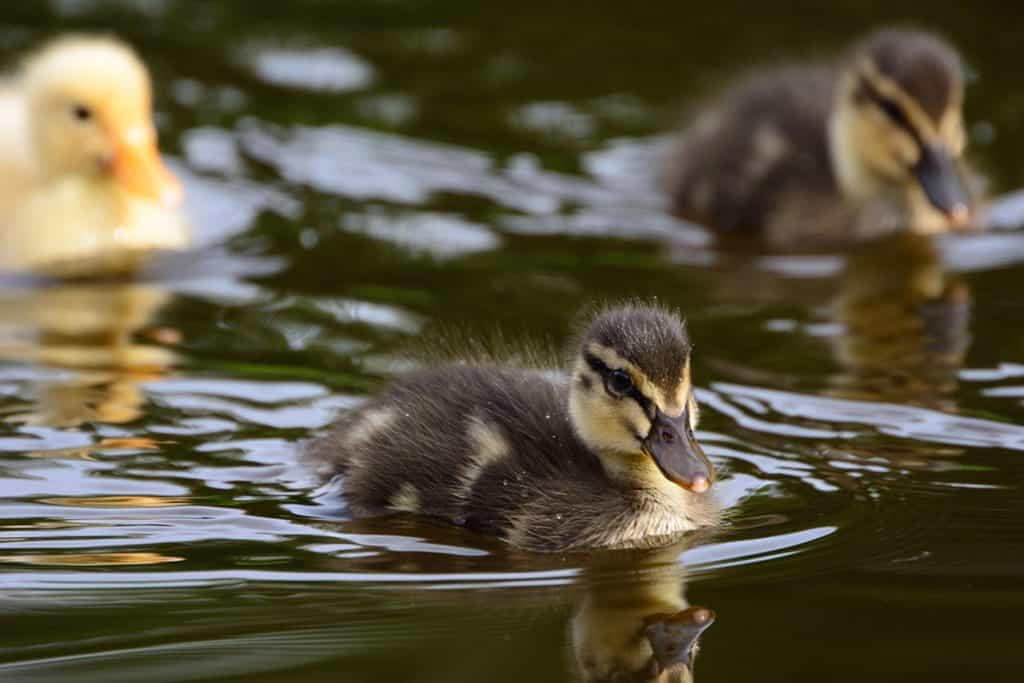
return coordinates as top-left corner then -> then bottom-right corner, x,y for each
829,234 -> 970,409
0,282 -> 177,426
683,232 -> 969,413
0,35 -> 187,277
571,546 -> 714,683
664,28 -> 974,248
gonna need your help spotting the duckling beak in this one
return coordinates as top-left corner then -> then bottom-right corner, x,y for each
912,144 -> 971,228
112,124 -> 183,207
643,409 -> 714,493
644,607 -> 715,672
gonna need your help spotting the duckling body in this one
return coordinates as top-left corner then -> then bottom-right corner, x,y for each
0,36 -> 187,276
308,305 -> 719,552
663,29 -> 972,248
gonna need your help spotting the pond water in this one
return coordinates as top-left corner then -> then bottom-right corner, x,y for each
2,1 -> 1024,681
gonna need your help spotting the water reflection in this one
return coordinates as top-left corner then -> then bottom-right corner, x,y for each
0,2 -> 1022,681
830,234 -> 971,409
572,546 -> 713,683
0,551 -> 184,566
0,282 -> 177,427
705,234 -> 972,411
0,542 -> 716,683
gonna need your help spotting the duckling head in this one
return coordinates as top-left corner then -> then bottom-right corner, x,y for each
569,304 -> 714,494
21,35 -> 182,206
829,29 -> 971,231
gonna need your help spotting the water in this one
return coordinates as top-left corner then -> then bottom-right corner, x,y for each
2,1 -> 1024,680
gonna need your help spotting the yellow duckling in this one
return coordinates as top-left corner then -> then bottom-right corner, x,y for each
663,28 -> 973,248
308,303 -> 719,552
0,35 -> 187,276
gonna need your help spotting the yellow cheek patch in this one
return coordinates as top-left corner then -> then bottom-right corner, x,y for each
618,397 -> 651,439
938,107 -> 966,154
664,356 -> 692,417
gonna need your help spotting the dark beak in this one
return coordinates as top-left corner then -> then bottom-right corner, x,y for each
912,144 -> 972,228
642,408 -> 714,493
644,607 -> 716,672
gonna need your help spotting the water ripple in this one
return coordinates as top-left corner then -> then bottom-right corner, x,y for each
711,382 -> 1024,451
243,45 -> 374,93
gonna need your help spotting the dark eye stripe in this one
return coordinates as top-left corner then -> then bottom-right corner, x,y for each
878,98 -> 909,128
856,77 -> 921,144
583,352 -> 608,375
584,352 -> 654,416
633,391 -> 655,420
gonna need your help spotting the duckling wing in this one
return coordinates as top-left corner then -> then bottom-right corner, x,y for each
663,65 -> 837,236
306,365 -> 603,530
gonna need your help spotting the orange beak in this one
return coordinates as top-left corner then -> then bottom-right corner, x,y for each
112,125 -> 183,207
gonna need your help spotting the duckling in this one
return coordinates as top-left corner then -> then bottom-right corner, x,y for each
0,35 -> 187,276
307,303 -> 719,552
663,28 -> 973,248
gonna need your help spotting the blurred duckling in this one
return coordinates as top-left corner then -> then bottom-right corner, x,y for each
0,35 -> 187,276
308,303 -> 719,552
663,28 -> 973,248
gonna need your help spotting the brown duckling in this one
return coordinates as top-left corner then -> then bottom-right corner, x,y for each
307,303 -> 719,552
663,28 -> 973,248
0,35 -> 187,276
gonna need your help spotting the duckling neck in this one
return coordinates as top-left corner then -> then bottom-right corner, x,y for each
595,449 -> 695,506
827,103 -> 879,202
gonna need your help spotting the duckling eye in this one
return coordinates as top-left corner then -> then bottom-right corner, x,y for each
70,104 -> 93,122
605,370 -> 634,397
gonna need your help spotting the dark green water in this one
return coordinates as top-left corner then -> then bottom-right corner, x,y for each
2,1 -> 1024,681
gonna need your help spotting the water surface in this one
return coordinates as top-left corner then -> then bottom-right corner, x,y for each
2,1 -> 1024,681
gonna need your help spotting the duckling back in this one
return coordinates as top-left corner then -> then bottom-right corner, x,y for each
310,365 -> 595,538
663,65 -> 845,245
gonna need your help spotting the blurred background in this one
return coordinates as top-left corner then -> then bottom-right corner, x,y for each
1,1 -> 1024,681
